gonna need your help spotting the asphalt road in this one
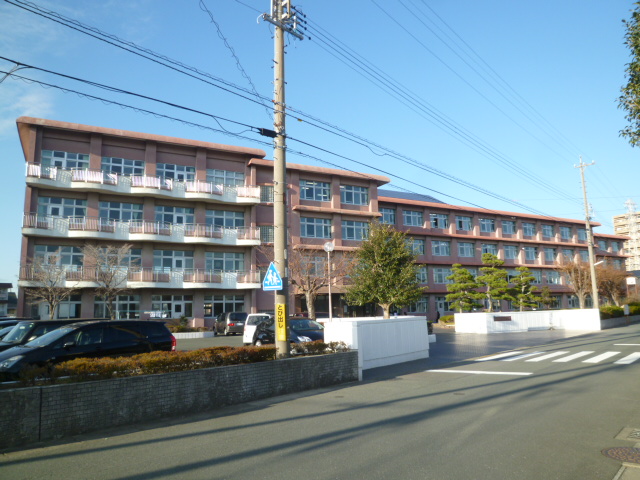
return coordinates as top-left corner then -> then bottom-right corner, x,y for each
3,325 -> 640,479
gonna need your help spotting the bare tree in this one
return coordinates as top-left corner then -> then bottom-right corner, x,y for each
82,243 -> 134,320
557,259 -> 591,309
22,253 -> 80,319
258,244 -> 353,320
596,263 -> 627,306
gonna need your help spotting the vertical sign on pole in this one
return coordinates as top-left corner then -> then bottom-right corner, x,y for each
276,303 -> 287,342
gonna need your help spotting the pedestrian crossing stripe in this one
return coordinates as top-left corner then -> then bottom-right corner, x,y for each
475,350 -> 640,365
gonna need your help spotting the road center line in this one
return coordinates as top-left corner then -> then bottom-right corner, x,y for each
427,369 -> 533,376
614,344 -> 640,346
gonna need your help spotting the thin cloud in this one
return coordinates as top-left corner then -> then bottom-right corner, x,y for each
0,83 -> 54,137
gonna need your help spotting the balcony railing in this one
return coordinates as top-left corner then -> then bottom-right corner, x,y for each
129,221 -> 172,236
19,265 -> 261,286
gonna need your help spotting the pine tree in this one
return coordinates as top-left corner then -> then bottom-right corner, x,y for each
476,253 -> 510,312
344,222 -> 425,319
446,264 -> 483,312
509,266 -> 540,311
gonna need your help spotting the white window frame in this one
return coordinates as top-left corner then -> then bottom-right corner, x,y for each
157,163 -> 195,181
206,252 -> 245,271
301,217 -> 332,239
300,180 -> 331,202
381,208 -> 396,225
342,220 -> 369,240
456,216 -> 472,231
481,243 -> 498,255
458,242 -> 474,257
502,221 -> 516,234
560,226 -> 572,240
504,245 -> 518,260
206,210 -> 244,228
434,268 -> 453,284
542,225 -> 554,237
430,213 -> 449,229
524,246 -> 537,261
480,218 -> 495,233
432,240 -> 451,256
523,222 -> 536,236
403,210 -> 424,227
101,157 -> 144,176
99,201 -> 143,221
340,185 -> 369,205
207,169 -> 244,186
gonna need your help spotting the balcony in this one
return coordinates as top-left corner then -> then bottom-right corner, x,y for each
22,214 -> 260,246
25,164 -> 260,205
18,266 -> 261,290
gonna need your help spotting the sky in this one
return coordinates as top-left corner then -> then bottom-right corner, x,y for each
0,0 -> 638,286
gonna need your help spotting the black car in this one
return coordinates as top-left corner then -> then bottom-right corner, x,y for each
0,326 -> 15,341
0,320 -> 176,380
252,318 -> 324,346
0,319 -> 89,353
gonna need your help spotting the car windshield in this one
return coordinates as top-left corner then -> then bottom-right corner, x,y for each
26,327 -> 76,347
289,319 -> 323,331
229,313 -> 248,321
2,322 -> 35,344
247,315 -> 271,325
0,326 -> 13,338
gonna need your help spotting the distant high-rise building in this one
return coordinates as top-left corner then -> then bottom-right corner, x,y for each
613,199 -> 640,272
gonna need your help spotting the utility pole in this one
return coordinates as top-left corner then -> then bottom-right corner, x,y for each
575,157 -> 599,309
261,1 -> 304,357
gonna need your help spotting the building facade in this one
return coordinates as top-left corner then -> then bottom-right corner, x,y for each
16,117 -> 629,325
613,201 -> 640,272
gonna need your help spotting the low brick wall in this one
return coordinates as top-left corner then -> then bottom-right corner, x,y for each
0,351 -> 358,450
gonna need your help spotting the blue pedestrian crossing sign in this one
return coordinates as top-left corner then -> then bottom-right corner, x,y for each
262,262 -> 283,291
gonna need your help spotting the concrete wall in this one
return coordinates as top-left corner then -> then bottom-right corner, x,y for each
324,316 -> 429,379
0,351 -> 358,450
454,309 -> 602,334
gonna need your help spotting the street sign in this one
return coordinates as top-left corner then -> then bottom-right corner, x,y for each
276,303 -> 287,341
262,262 -> 283,291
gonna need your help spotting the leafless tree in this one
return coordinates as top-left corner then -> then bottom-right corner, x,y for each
82,243 -> 134,319
596,263 -> 628,306
22,253 -> 80,319
556,259 -> 591,309
258,244 -> 354,320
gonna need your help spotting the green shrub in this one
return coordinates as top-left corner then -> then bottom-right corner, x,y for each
440,315 -> 454,324
628,303 -> 640,316
600,305 -> 624,319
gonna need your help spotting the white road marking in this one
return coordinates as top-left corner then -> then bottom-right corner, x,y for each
501,352 -> 545,361
553,351 -> 595,362
428,369 -> 533,376
525,351 -> 569,362
614,353 -> 640,365
475,351 -> 523,362
582,352 -> 620,363
614,344 -> 640,346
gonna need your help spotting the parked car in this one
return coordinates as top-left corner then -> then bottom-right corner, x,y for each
0,319 -> 21,330
0,319 -> 89,353
242,313 -> 274,345
0,320 -> 176,380
252,318 -> 324,346
214,312 -> 248,336
0,326 -> 15,341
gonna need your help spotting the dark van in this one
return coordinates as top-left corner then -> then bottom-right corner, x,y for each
0,320 -> 176,380
0,319 -> 88,353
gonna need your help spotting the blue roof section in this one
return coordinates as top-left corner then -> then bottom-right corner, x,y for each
378,189 -> 445,204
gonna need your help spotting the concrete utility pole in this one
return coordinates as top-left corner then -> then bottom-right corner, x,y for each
575,157 -> 599,309
261,1 -> 304,357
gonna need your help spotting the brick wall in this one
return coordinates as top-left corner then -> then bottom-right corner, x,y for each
0,351 -> 358,450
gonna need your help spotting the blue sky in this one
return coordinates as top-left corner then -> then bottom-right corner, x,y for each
0,0 -> 637,286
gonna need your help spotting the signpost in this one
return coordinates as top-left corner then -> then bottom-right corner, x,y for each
263,262 -> 287,342
262,262 -> 283,291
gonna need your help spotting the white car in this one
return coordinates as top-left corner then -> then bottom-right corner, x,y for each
243,313 -> 274,345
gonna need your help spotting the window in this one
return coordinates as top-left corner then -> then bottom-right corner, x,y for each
157,163 -> 195,181
523,246 -> 537,261
342,220 -> 369,240
434,268 -> 453,284
153,250 -> 194,271
458,242 -> 474,257
41,150 -> 89,170
507,269 -> 519,282
544,248 -> 556,262
260,185 -> 274,203
403,210 -> 423,227
407,238 -> 425,255
614,259 -> 623,269
456,216 -> 472,231
547,271 -> 561,285
568,295 -> 581,309
480,218 -> 495,233
523,222 -> 536,237
560,226 -> 572,241
598,240 -> 607,251
259,225 -> 274,243
300,180 -> 331,201
504,245 -> 518,260
416,265 -> 428,283
207,169 -> 244,186
101,157 -> 144,176
481,243 -> 497,255
502,221 -> 516,234
408,296 -> 429,313
206,210 -> 244,228
430,213 -> 449,229
432,240 -> 451,256
94,295 -> 141,319
467,268 -> 478,278
34,245 -> 83,269
531,270 -> 542,284
152,295 -> 193,318
579,250 -> 589,262
435,296 -> 453,312
307,256 -> 326,277
204,294 -> 244,317
542,225 -> 554,237
340,185 -> 368,205
206,252 -> 244,271
611,241 -> 620,253
577,228 -> 587,241
57,294 -> 82,319
37,197 -> 86,218
562,249 -> 574,260
381,208 -> 396,225
99,201 -> 143,221
301,217 -> 332,238
155,206 -> 194,225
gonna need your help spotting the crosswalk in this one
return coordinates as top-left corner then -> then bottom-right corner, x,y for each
476,348 -> 640,365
